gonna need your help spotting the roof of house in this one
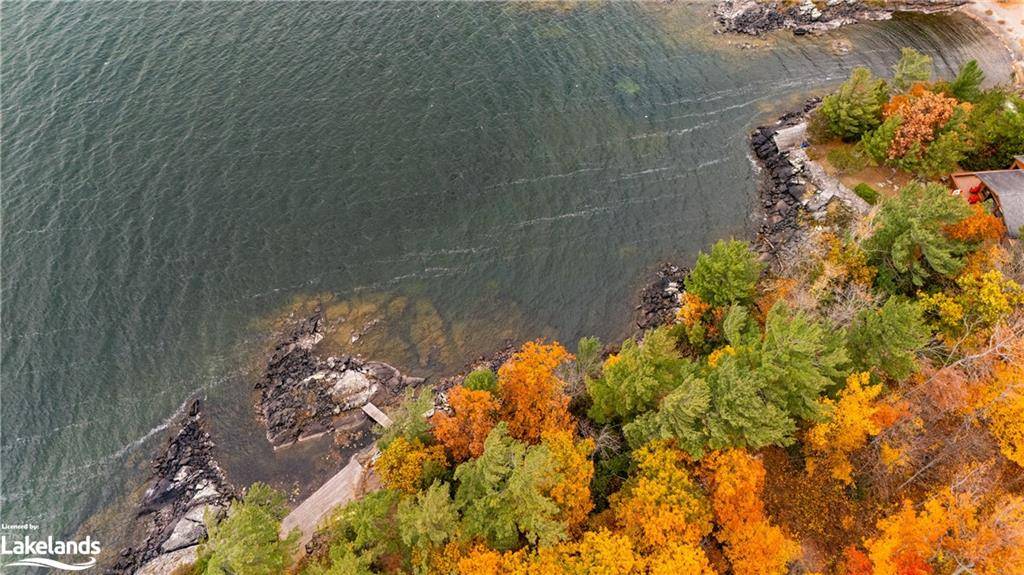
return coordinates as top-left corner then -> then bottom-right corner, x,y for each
978,170 -> 1024,238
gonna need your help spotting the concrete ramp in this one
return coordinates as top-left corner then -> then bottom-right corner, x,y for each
280,448 -> 378,551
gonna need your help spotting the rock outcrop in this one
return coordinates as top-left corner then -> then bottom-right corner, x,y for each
715,0 -> 966,36
255,306 -> 423,448
635,263 -> 689,330
112,400 -> 234,574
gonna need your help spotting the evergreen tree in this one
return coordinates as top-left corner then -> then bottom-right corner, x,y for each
892,47 -> 933,91
454,424 -> 565,550
848,297 -> 929,381
962,89 -> 1024,171
195,483 -> 298,575
819,67 -> 890,140
863,182 -> 973,293
397,481 -> 460,571
757,303 -> 848,421
949,59 -> 984,102
587,327 -> 693,423
685,239 -> 764,307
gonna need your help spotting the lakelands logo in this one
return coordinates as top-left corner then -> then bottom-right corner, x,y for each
0,533 -> 100,571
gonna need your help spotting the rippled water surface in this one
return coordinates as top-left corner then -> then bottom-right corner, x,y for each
1,1 -> 1011,539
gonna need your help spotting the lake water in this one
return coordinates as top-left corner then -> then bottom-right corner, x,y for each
0,0 -> 1011,543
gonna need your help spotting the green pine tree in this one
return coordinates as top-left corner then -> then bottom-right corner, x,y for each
892,47 -> 933,91
848,297 -> 930,382
195,483 -> 298,575
454,424 -> 565,550
684,239 -> 764,307
819,67 -> 890,141
587,327 -> 693,423
863,182 -> 973,294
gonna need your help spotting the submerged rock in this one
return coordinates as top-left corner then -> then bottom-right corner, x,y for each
255,306 -> 423,449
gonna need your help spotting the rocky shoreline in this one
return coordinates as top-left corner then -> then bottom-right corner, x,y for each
255,306 -> 423,449
749,98 -> 872,269
112,401 -> 235,575
714,0 -> 966,36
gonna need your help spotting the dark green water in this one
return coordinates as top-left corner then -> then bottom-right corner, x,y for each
0,1 -> 1011,541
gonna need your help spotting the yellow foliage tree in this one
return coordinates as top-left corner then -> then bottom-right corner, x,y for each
542,429 -> 595,535
805,372 -> 900,484
609,441 -> 712,553
373,436 -> 446,494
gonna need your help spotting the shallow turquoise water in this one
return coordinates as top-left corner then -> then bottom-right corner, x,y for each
0,1 -> 1011,539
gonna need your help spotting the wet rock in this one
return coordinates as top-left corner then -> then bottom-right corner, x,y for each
635,263 -> 689,331
255,307 -> 423,449
111,402 -> 235,574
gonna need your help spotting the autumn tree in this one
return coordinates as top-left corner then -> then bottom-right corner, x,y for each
373,436 -> 447,494
541,429 -> 595,534
819,67 -> 890,140
805,372 -> 901,485
863,182 -> 973,293
609,440 -> 712,553
705,450 -> 800,575
918,269 -> 1024,347
587,326 -> 693,423
497,341 -> 573,444
453,423 -> 565,550
847,297 -> 929,381
433,385 -> 500,462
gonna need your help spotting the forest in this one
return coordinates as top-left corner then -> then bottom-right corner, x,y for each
182,51 -> 1024,575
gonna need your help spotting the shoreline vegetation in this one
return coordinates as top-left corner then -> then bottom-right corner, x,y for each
114,9 -> 1024,575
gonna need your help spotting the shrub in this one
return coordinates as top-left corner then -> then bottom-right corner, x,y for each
853,183 -> 879,205
685,239 -> 764,308
377,387 -> 434,449
819,67 -> 890,140
463,368 -> 498,393
827,146 -> 868,173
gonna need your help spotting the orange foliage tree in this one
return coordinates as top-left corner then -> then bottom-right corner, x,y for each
497,341 -> 573,444
433,385 -> 500,462
883,85 -> 960,159
805,372 -> 902,485
705,449 -> 801,575
609,440 -> 712,553
862,488 -> 1024,575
